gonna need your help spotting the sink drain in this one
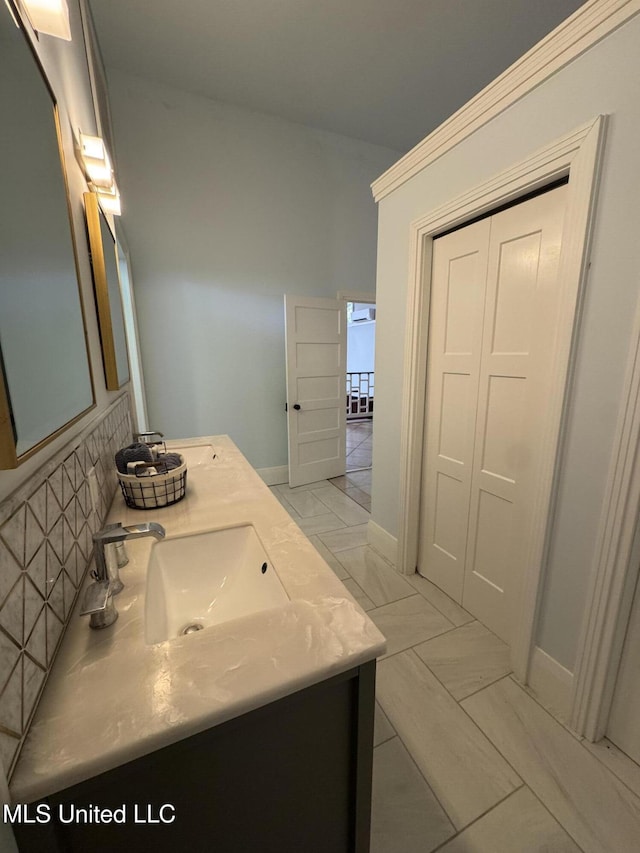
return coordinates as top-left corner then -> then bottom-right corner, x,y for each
180,622 -> 204,635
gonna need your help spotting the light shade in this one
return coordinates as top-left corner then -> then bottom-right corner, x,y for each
89,181 -> 122,217
20,0 -> 71,40
79,133 -> 113,189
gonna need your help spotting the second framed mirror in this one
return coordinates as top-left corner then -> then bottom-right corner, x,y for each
85,192 -> 130,390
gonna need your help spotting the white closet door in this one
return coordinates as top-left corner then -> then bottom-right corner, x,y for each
462,185 -> 567,643
417,219 -> 491,600
418,185 -> 567,644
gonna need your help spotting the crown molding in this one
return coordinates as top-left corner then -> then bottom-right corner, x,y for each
371,0 -> 640,202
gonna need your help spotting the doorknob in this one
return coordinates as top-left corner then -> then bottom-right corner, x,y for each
293,404 -> 301,410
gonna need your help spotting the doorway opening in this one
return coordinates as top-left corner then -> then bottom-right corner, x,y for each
329,300 -> 375,511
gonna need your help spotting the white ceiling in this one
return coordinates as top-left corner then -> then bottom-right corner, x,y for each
89,0 -> 587,153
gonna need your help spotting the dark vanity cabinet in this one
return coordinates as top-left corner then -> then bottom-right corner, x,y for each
14,661 -> 375,853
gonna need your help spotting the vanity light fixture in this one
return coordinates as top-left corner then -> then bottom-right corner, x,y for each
19,0 -> 71,40
89,180 -> 122,216
80,133 -> 122,215
79,132 -> 113,188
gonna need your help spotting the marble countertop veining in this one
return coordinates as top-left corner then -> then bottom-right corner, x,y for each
10,436 -> 386,804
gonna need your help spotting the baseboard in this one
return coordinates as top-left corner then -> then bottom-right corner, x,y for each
367,520 -> 398,567
256,465 -> 289,486
527,646 -> 574,725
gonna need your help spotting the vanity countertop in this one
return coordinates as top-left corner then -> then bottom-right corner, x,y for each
10,436 -> 386,804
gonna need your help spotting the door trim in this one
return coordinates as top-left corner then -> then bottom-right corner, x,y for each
397,116 -> 607,682
570,300 -> 640,740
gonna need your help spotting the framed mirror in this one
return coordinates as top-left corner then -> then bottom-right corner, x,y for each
84,192 -> 130,390
115,230 -> 149,432
0,2 -> 95,469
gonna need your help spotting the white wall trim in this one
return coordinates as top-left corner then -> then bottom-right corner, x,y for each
396,117 -> 607,684
371,0 -> 639,202
368,520 -> 398,566
528,647 -> 575,724
570,297 -> 640,741
256,465 -> 289,486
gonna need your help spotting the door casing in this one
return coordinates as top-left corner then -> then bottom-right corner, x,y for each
396,116 -> 607,684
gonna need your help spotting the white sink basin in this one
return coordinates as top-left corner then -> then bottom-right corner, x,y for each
145,524 -> 289,644
169,443 -> 217,467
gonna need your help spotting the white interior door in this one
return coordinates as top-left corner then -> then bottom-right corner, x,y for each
419,184 -> 567,643
284,294 -> 346,487
607,572 -> 640,766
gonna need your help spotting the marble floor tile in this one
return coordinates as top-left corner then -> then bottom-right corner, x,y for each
341,578 -> 375,611
296,512 -> 347,536
584,738 -> 640,800
274,480 -> 329,495
306,535 -> 349,580
414,621 -> 511,700
328,475 -> 350,489
343,486 -> 371,511
438,787 -> 580,853
346,443 -> 363,454
269,488 -> 301,519
377,651 -> 521,829
373,702 -> 395,747
312,485 -> 371,526
346,469 -> 372,489
327,476 -> 371,510
462,677 -> 640,852
406,572 -> 474,627
369,595 -> 454,656
277,488 -> 330,518
371,737 -> 455,853
347,430 -> 371,440
318,524 -> 369,553
346,451 -> 373,470
336,546 -> 415,607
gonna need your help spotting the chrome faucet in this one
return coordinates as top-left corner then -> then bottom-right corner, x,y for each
93,522 -> 166,588
80,522 -> 166,630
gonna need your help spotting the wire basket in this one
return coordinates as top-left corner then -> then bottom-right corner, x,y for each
117,455 -> 187,510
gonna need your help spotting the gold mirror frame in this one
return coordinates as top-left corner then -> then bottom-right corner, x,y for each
84,191 -> 130,391
0,359 -> 16,469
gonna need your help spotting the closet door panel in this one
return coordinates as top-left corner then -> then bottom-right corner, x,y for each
417,220 -> 490,600
462,185 -> 567,643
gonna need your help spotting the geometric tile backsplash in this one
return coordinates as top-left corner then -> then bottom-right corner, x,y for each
0,394 -> 131,779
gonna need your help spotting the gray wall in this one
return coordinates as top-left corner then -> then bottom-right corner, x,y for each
107,70 -> 399,469
372,15 -> 640,672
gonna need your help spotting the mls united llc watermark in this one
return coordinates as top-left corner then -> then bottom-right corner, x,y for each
3,803 -> 176,825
